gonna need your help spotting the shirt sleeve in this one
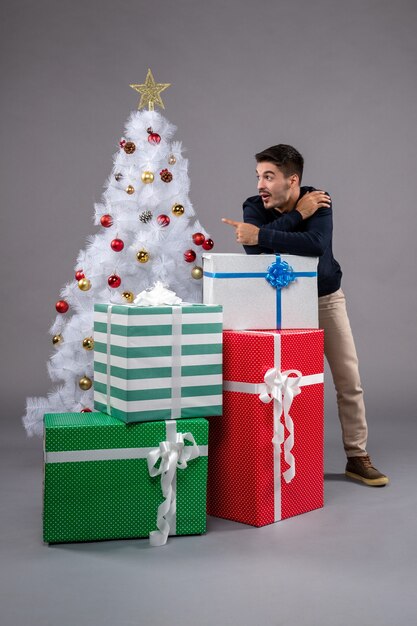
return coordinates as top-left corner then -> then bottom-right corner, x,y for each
243,197 -> 303,232
242,196 -> 303,255
242,197 -> 274,255
258,206 -> 333,256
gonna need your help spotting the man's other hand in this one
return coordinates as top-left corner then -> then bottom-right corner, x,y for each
296,191 -> 331,220
222,218 -> 260,245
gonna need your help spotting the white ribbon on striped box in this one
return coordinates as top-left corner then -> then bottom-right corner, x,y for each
223,331 -> 323,522
104,304 -> 191,418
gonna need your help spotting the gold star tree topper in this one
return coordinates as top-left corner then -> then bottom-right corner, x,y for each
130,69 -> 171,111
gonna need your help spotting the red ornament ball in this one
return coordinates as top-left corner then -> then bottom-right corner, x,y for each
108,274 -> 121,288
111,238 -> 124,252
81,408 -> 92,413
147,127 -> 161,145
192,232 -> 205,246
202,238 -> 214,250
75,269 -> 85,281
100,214 -> 113,228
157,214 -> 170,227
184,249 -> 197,263
55,300 -> 69,314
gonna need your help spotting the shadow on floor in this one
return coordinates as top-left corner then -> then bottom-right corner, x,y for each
324,472 -> 346,482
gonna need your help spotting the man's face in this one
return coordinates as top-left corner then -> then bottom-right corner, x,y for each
256,162 -> 296,210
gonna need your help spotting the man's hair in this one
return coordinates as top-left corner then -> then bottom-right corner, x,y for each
255,144 -> 304,182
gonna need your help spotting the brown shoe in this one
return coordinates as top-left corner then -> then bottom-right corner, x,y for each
345,455 -> 389,487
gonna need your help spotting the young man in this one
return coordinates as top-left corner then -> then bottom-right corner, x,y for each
222,144 -> 388,486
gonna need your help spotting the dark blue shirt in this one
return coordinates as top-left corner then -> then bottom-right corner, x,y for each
242,186 -> 342,297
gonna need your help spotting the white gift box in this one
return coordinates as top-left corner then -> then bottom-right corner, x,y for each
202,253 -> 318,330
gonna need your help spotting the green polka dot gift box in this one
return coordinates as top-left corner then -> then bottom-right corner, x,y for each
43,413 -> 208,545
93,303 -> 223,423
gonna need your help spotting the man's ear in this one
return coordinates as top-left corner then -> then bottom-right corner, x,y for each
289,173 -> 299,187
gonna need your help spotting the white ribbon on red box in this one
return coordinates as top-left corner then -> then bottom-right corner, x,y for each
223,331 -> 323,522
259,367 -> 302,484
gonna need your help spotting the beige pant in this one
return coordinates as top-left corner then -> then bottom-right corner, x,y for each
318,288 -> 368,457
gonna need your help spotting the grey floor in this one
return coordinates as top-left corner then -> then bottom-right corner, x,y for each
1,398 -> 416,626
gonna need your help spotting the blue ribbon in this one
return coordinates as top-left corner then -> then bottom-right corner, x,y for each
265,258 -> 297,289
203,255 -> 317,328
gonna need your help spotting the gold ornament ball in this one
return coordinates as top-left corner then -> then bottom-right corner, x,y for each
122,291 -> 135,303
191,266 -> 203,280
136,249 -> 150,263
79,376 -> 93,391
52,334 -> 62,345
172,203 -> 185,216
126,185 -> 135,195
78,277 -> 91,291
82,337 -> 94,351
141,171 -> 154,184
168,154 -> 176,165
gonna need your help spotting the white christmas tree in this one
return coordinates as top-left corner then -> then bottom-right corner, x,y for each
24,69 -> 214,437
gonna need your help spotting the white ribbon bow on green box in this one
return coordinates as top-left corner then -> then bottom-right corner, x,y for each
147,421 -> 201,547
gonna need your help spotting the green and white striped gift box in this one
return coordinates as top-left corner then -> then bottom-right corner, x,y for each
93,303 -> 223,423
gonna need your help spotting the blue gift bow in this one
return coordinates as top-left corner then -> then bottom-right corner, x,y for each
203,255 -> 317,327
265,258 -> 297,289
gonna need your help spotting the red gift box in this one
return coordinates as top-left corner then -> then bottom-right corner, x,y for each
207,329 -> 324,527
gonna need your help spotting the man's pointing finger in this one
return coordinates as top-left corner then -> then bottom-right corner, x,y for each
222,218 -> 240,227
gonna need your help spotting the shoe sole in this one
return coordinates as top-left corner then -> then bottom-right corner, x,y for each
345,471 -> 389,487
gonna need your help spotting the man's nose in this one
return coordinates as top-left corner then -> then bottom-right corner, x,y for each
257,178 -> 263,190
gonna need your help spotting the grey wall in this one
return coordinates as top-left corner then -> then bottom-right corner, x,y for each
2,0 -> 416,434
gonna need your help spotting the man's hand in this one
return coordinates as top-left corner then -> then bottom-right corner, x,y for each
296,191 -> 331,220
222,218 -> 260,245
